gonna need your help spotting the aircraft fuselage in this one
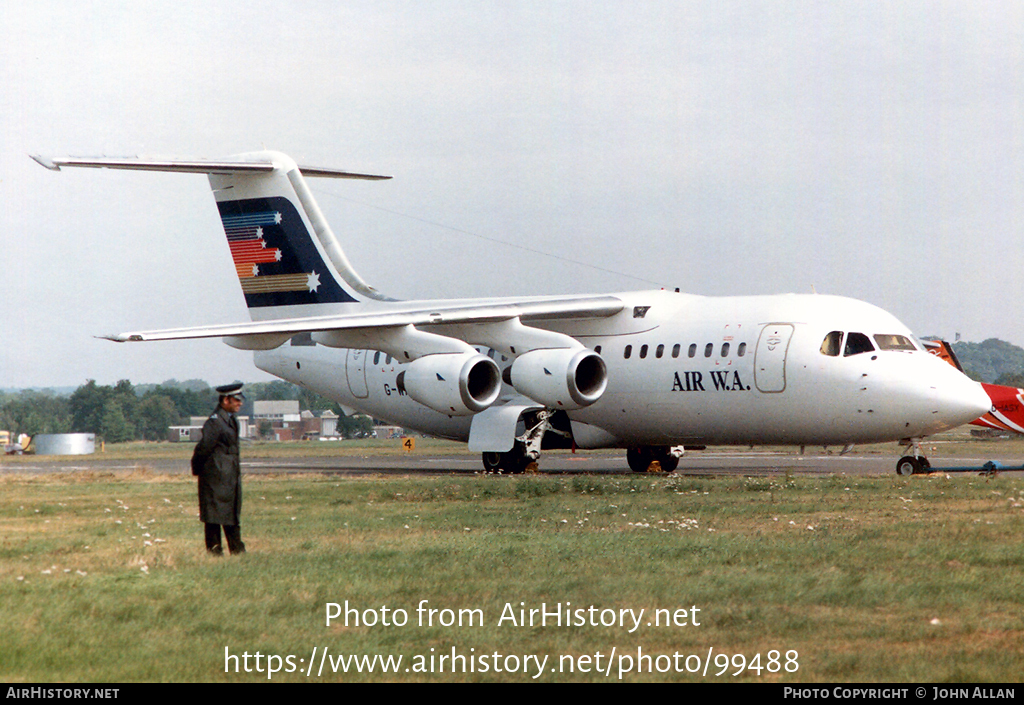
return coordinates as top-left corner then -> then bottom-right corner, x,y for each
255,290 -> 986,449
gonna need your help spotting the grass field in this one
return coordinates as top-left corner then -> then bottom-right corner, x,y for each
2,449 -> 1023,683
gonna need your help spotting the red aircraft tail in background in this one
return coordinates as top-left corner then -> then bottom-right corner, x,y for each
923,340 -> 1021,433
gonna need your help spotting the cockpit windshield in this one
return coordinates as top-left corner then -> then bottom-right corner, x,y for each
821,331 -> 918,357
844,332 -> 874,356
820,331 -> 842,357
873,334 -> 917,351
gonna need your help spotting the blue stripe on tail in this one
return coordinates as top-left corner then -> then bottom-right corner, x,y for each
217,196 -> 358,307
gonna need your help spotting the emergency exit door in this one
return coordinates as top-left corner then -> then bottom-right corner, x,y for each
346,349 -> 369,399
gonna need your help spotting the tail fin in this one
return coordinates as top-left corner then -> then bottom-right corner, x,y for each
32,151 -> 393,317
921,338 -> 966,373
209,151 -> 395,314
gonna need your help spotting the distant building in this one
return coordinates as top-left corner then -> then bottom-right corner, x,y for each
320,410 -> 339,437
253,401 -> 301,424
299,410 -> 319,439
296,410 -> 344,440
271,427 -> 297,442
174,400 -> 341,442
168,426 -> 202,443
172,415 -> 251,442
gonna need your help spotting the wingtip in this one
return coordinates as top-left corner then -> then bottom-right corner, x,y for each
30,155 -> 59,171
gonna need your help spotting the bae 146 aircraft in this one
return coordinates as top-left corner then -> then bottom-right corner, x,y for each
34,151 -> 990,475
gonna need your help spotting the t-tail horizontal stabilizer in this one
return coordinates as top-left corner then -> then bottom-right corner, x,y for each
29,155 -> 391,180
33,151 -> 394,311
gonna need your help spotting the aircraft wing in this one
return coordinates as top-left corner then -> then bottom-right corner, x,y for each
101,295 -> 626,352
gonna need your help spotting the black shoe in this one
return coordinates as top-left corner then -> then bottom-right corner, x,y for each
207,545 -> 224,556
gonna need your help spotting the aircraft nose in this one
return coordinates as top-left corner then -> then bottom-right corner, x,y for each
934,372 -> 991,427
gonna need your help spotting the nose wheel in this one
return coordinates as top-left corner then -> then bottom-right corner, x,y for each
895,438 -> 933,475
895,455 -> 931,475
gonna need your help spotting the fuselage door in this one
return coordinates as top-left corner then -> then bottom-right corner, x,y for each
346,348 -> 370,399
754,324 -> 794,393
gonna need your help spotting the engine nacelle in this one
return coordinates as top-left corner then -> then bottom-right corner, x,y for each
397,352 -> 501,416
509,347 -> 607,410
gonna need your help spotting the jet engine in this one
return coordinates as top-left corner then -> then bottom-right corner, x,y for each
397,352 -> 502,416
508,348 -> 607,410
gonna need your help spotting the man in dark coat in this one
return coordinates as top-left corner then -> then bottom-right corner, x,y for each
192,383 -> 246,555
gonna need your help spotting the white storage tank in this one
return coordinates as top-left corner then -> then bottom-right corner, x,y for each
33,433 -> 96,455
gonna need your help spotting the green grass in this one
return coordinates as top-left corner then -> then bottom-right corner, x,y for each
1,470 -> 1023,682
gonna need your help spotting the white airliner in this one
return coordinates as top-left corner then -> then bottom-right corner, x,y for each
34,151 -> 990,475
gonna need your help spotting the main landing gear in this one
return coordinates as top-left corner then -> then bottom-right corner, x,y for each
479,412 -> 688,475
482,441 -> 531,474
480,409 -> 572,474
895,439 -> 932,475
627,446 -> 683,473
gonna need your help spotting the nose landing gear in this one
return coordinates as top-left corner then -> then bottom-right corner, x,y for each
896,455 -> 932,475
896,439 -> 931,475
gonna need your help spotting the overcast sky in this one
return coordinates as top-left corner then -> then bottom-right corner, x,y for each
2,1 -> 1023,389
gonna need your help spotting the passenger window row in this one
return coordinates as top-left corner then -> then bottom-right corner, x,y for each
614,341 -> 747,360
375,341 -> 762,365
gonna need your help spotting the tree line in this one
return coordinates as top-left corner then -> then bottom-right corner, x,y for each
0,379 -> 370,443
951,338 -> 1024,386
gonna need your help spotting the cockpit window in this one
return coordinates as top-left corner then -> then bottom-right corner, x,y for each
873,334 -> 917,352
844,332 -> 875,356
820,331 -> 842,357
